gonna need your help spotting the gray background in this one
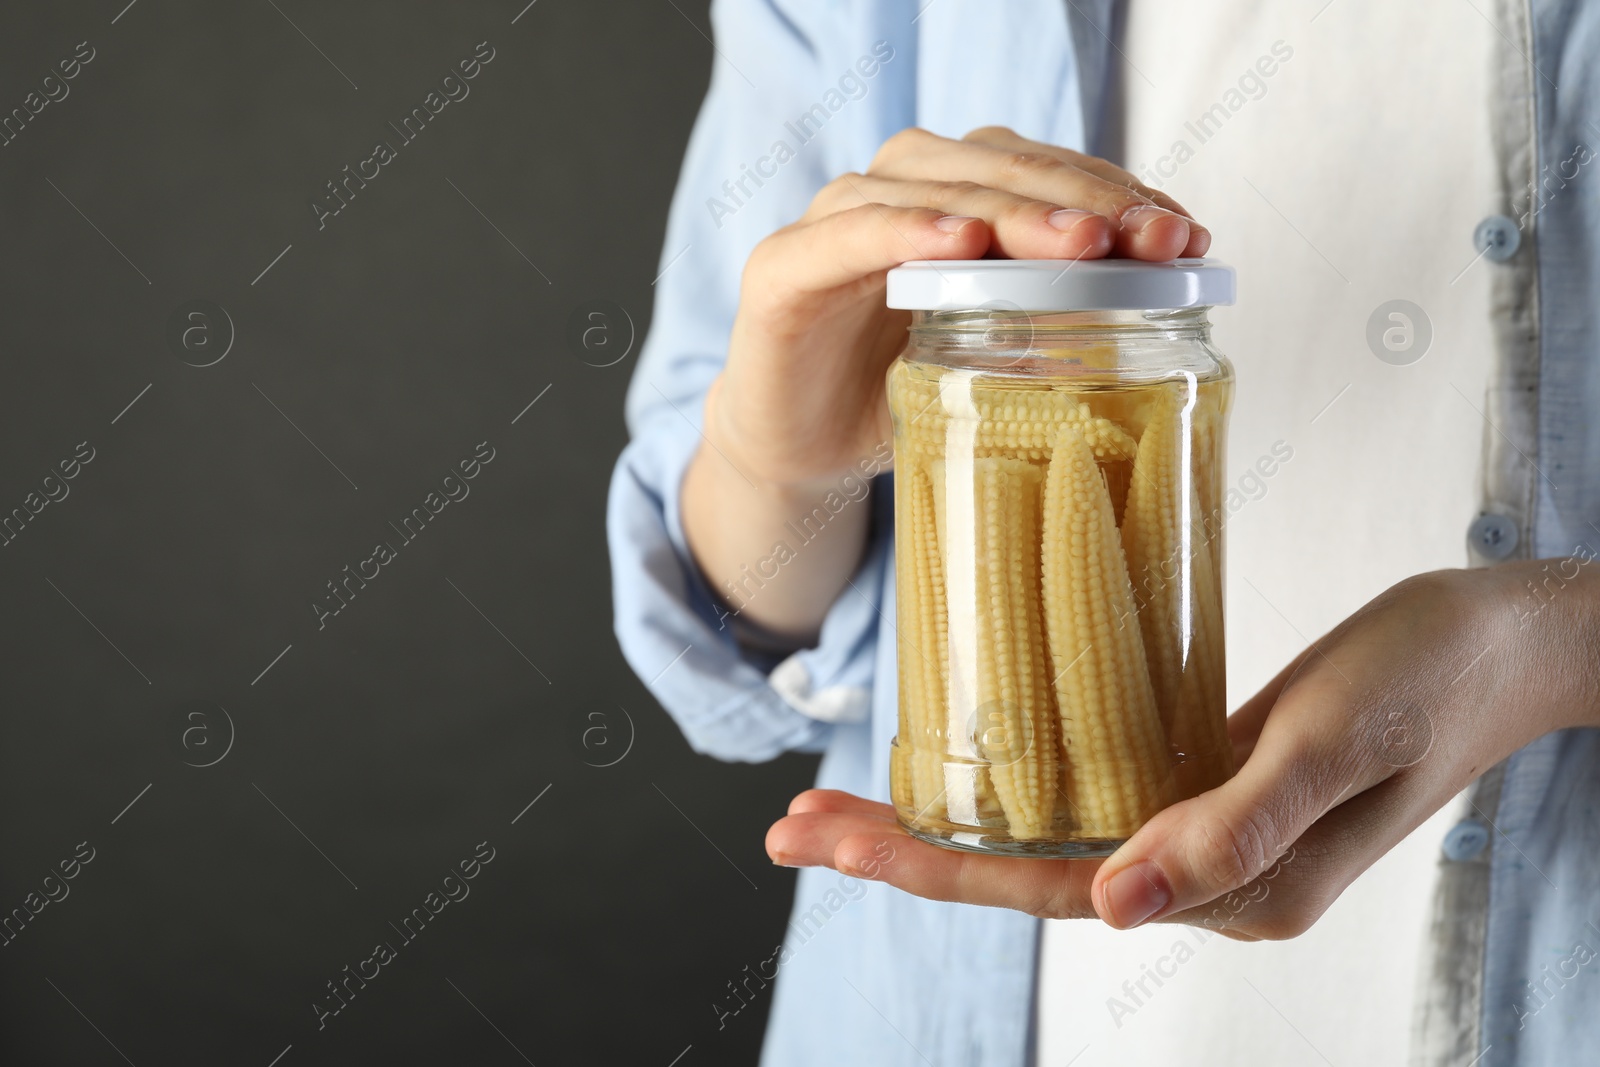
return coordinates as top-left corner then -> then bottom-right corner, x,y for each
0,2 -> 818,1064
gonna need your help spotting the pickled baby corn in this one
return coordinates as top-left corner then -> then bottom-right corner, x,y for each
892,372 -> 1138,463
891,462 -> 951,822
1121,389 -> 1233,792
964,456 -> 1057,839
1042,422 -> 1173,837
1189,387 -> 1228,544
890,361 -> 1230,850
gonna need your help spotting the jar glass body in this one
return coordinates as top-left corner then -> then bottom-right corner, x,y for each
887,307 -> 1235,857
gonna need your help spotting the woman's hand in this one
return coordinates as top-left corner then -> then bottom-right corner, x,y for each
713,124 -> 1208,487
684,126 -> 1209,639
765,559 -> 1600,939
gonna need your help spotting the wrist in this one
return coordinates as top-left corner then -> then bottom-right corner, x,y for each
680,405 -> 875,642
701,373 -> 864,499
687,435 -> 840,516
1499,552 -> 1600,731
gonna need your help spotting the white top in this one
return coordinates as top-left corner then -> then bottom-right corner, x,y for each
884,257 -> 1236,311
1034,1 -> 1493,1064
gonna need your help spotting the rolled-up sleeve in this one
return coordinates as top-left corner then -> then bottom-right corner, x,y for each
606,0 -> 892,763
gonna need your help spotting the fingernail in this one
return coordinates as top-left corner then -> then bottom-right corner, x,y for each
1047,208 -> 1099,232
1102,860 -> 1172,928
1119,203 -> 1183,235
936,214 -> 980,233
770,853 -> 804,868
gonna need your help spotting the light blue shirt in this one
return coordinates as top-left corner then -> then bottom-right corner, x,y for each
606,3 -> 1600,1064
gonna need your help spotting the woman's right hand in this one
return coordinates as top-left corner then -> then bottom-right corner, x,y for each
684,126 -> 1211,639
711,125 -> 1210,486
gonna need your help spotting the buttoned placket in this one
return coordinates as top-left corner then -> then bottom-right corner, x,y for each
1410,1 -> 1543,1064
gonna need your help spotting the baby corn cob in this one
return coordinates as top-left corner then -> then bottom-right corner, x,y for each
893,371 -> 1139,463
899,462 -> 951,821
1190,395 -> 1228,747
899,420 -> 1136,463
1190,388 -> 1228,543
1042,423 -> 1172,837
891,463 -> 922,816
1121,388 -> 1233,795
965,456 -> 1057,838
1121,389 -> 1186,724
1179,532 -> 1232,795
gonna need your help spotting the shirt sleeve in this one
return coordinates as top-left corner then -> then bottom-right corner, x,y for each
606,0 -> 890,763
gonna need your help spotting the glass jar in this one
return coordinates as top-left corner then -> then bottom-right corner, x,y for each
884,259 -> 1236,857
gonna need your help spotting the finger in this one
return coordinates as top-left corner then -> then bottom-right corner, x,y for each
786,788 -> 895,818
1155,768 -> 1438,940
805,172 -> 1114,260
1153,840 -> 1311,941
961,125 -> 1212,256
1091,687 -> 1391,929
961,126 -> 1196,214
749,203 -> 991,300
765,810 -> 901,868
830,829 -> 1101,919
1227,644 -> 1320,766
868,127 -> 1192,259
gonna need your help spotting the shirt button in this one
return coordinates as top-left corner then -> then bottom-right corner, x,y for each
1474,215 -> 1522,262
1467,513 -> 1518,560
1442,819 -> 1490,862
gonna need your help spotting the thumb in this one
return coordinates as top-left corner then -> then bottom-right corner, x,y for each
1089,712 -> 1381,929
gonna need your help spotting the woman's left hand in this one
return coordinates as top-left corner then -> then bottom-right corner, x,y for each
765,558 -> 1600,939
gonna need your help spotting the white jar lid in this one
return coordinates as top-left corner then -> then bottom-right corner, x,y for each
885,258 -> 1235,312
